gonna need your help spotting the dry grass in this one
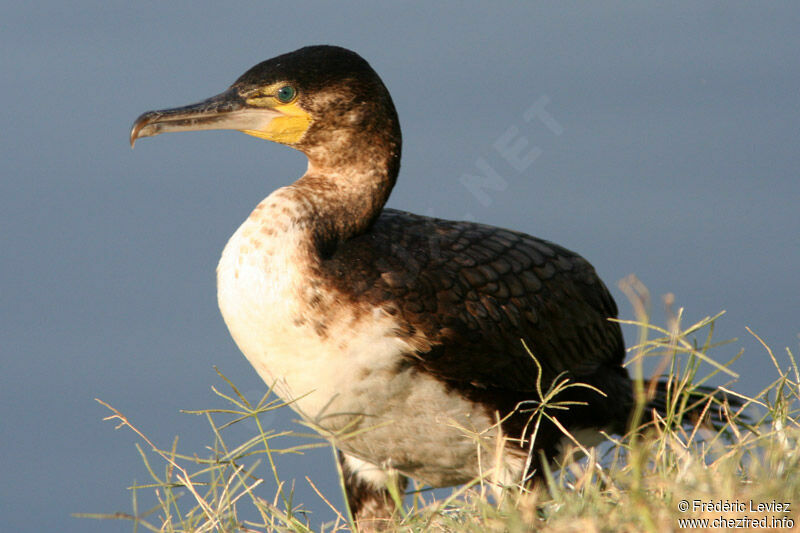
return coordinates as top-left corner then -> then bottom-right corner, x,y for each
78,282 -> 800,531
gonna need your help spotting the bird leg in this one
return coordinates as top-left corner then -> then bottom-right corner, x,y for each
339,452 -> 407,531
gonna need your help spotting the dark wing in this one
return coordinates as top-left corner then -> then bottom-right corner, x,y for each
319,208 -> 625,394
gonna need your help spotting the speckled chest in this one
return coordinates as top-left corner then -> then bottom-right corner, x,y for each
215,190 -> 416,426
214,189 -> 515,486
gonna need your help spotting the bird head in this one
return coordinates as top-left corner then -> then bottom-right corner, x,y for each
130,45 -> 401,169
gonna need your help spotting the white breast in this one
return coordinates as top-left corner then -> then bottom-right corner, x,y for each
216,189 -> 414,427
215,189 -> 523,487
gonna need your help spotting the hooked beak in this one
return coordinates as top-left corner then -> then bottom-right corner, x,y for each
130,88 -> 282,148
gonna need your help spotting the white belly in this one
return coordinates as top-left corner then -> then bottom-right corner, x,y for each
215,193 -> 522,486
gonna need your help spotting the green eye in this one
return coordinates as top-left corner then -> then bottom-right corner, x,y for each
276,85 -> 296,103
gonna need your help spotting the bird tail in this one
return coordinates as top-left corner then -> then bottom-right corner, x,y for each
642,376 -> 744,432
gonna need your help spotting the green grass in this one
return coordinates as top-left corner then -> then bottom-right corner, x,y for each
78,280 -> 800,531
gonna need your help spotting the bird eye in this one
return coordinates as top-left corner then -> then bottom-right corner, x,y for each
276,85 -> 296,103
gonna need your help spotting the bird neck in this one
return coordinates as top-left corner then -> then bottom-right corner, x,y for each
291,150 -> 399,250
288,120 -> 401,249
287,80 -> 402,248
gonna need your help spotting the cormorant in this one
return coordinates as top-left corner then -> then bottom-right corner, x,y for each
130,45 -> 727,530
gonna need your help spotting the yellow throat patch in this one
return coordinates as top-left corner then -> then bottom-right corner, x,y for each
241,99 -> 312,145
